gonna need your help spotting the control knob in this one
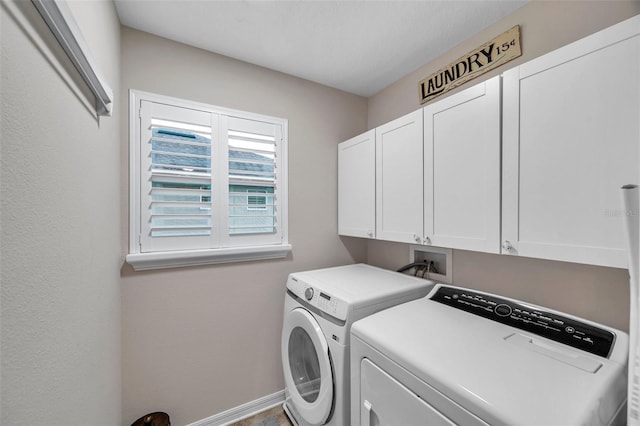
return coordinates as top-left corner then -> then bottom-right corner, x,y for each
304,287 -> 314,301
495,303 -> 512,317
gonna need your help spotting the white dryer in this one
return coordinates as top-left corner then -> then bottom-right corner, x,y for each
351,284 -> 629,426
281,264 -> 434,426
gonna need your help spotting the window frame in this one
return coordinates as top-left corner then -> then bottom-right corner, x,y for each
127,90 -> 291,271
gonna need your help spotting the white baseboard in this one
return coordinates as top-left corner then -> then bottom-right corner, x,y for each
186,390 -> 285,426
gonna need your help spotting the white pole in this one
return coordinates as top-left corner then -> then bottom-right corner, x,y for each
621,184 -> 639,425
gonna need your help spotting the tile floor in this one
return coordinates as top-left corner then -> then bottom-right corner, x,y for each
230,405 -> 293,426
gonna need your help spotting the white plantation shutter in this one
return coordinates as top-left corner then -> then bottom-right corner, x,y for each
139,101 -> 217,252
221,116 -> 282,246
135,97 -> 286,257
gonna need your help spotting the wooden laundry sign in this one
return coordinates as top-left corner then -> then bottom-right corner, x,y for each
419,25 -> 521,104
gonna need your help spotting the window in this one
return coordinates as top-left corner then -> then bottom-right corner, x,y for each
127,91 -> 290,270
246,189 -> 268,211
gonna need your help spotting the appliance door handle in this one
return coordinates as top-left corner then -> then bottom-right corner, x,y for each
363,400 -> 373,426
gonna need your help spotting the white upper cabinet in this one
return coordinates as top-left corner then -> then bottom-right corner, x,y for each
502,15 -> 640,268
423,76 -> 501,253
338,130 -> 376,238
375,110 -> 424,244
336,16 -> 639,269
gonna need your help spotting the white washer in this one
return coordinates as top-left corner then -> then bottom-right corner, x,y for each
281,263 -> 434,426
351,284 -> 629,426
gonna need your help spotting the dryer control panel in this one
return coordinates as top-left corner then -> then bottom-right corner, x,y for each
430,286 -> 615,358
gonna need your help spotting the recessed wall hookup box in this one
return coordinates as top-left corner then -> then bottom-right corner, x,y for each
409,245 -> 452,284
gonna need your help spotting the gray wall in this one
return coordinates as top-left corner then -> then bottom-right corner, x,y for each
367,1 -> 640,332
1,0 -> 122,424
120,27 -> 368,425
2,2 -> 639,425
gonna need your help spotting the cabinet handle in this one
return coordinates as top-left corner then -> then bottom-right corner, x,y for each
423,236 -> 431,245
502,240 -> 513,252
413,234 -> 421,243
367,230 -> 373,238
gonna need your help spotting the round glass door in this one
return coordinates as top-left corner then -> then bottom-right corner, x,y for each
289,326 -> 322,402
282,308 -> 333,425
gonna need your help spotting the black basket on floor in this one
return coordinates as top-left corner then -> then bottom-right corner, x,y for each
131,412 -> 170,426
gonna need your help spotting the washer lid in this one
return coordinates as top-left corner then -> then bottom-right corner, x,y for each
351,286 -> 628,425
429,285 -> 616,358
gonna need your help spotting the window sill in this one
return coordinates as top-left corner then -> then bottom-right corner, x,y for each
126,244 -> 292,271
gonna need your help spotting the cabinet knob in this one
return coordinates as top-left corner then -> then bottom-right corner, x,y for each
413,234 -> 421,243
423,236 -> 431,245
367,230 -> 374,238
502,240 -> 513,252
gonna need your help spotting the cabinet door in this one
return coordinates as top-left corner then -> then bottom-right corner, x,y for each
376,110 -> 423,244
424,76 -> 501,253
338,130 -> 375,238
502,16 -> 639,268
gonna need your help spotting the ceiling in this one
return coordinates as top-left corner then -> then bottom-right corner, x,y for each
115,0 -> 528,98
